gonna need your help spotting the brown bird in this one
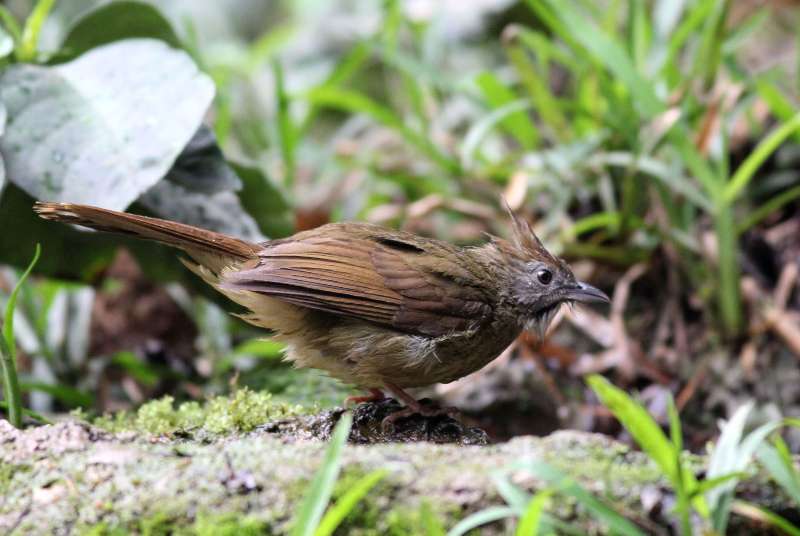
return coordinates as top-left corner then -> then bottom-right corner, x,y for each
34,202 -> 609,427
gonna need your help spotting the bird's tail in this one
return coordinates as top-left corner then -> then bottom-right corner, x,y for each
33,202 -> 259,271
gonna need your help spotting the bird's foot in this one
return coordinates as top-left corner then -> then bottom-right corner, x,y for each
345,388 -> 386,406
380,401 -> 460,433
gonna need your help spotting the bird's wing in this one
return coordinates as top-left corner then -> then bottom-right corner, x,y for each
220,223 -> 493,337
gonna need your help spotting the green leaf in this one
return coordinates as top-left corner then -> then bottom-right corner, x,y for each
667,395 -> 682,452
504,28 -> 569,140
510,461 -> 645,536
17,0 -> 55,62
757,440 -> 800,505
587,376 -> 678,481
546,1 -> 664,118
231,162 -> 294,239
447,506 -> 518,536
671,127 -> 723,200
306,86 -> 460,175
737,184 -> 800,234
135,126 -> 265,241
273,60 -> 297,187
587,375 -> 708,519
0,100 -> 5,199
660,0 -> 714,72
290,413 -> 353,536
139,178 -> 264,243
755,78 -> 800,144
19,380 -> 94,408
0,400 -> 51,424
314,469 -> 387,536
0,6 -> 22,46
690,472 -> 746,498
110,351 -> 161,387
61,1 -> 181,60
0,39 -> 214,211
732,501 -> 800,536
515,489 -> 553,536
420,503 -> 446,536
166,126 -> 241,195
475,72 -> 538,149
490,472 -> 531,511
724,112 -> 800,203
1,243 -> 40,428
706,403 -> 784,532
299,41 -> 371,134
232,339 -> 286,359
461,100 -> 532,169
3,244 -> 40,359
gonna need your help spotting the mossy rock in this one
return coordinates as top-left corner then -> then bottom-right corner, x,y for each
1,413 -> 796,535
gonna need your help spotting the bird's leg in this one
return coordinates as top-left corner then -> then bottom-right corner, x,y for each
382,382 -> 459,431
345,387 -> 386,405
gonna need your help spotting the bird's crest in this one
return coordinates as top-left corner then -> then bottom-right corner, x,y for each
503,202 -> 560,266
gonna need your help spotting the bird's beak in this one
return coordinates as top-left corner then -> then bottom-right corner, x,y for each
567,282 -> 610,304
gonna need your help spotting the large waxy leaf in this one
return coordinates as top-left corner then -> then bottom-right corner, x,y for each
60,1 -> 181,59
0,100 -> 5,198
231,162 -> 294,239
167,125 -> 241,195
139,180 -> 265,242
139,126 -> 267,242
0,38 -> 214,211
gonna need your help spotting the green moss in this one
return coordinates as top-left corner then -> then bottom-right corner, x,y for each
78,512 -> 269,536
0,461 -> 31,495
328,467 -> 384,533
191,513 -> 270,536
79,387 -> 306,436
383,504 -> 458,536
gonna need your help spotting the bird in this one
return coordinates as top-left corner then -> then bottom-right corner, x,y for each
34,201 -> 609,428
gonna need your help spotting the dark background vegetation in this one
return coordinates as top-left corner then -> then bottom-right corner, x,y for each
0,0 -> 799,486
2,0 -> 800,533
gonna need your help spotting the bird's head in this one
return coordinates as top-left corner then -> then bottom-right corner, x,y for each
490,209 -> 609,337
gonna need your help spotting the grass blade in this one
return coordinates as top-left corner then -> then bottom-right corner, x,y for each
724,112 -> 800,203
515,489 -> 553,536
757,440 -> 800,505
0,6 -> 21,49
420,503 -> 446,536
0,333 -> 22,427
737,184 -> 800,234
510,461 -> 645,536
314,469 -> 387,536
587,151 -> 713,211
732,501 -> 800,536
290,413 -> 353,536
587,375 -> 678,481
504,28 -> 569,140
475,72 -> 538,149
447,506 -> 518,536
0,401 -> 51,424
461,100 -> 531,169
17,0 -> 55,62
273,60 -> 296,188
546,1 -> 663,118
667,395 -> 682,452
713,204 -> 742,335
1,244 -> 40,428
490,471 -> 531,511
307,86 -> 460,174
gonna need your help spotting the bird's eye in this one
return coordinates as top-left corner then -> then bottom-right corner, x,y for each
537,269 -> 553,285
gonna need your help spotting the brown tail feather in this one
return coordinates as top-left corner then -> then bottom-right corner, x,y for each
33,202 -> 259,271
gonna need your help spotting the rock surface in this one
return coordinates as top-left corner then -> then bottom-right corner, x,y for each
0,413 -> 796,534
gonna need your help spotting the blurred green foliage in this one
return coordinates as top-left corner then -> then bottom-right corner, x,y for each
0,0 -> 798,419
